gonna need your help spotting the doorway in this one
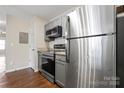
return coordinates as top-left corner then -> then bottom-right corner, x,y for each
28,21 -> 37,72
0,15 -> 6,73
0,32 -> 6,73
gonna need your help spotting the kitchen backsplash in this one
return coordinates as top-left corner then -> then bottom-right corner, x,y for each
48,38 -> 66,49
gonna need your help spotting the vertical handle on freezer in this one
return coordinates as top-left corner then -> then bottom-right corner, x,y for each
65,16 -> 70,39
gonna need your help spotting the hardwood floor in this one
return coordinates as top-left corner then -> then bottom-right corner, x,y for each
0,68 -> 59,88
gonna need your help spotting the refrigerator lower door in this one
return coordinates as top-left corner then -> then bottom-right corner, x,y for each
79,34 -> 116,88
65,38 -> 81,88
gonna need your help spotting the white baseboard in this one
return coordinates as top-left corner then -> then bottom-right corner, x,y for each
5,66 -> 30,73
34,69 -> 38,72
15,66 -> 30,71
29,67 -> 38,72
5,69 -> 15,73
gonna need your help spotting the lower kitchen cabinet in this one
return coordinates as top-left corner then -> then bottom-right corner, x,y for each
38,51 -> 42,72
55,60 -> 67,87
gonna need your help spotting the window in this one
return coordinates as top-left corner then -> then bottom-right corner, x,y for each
0,40 -> 5,50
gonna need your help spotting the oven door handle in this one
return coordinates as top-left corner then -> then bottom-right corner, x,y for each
42,55 -> 54,60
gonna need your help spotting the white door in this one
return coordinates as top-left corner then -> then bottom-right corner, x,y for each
29,23 -> 37,71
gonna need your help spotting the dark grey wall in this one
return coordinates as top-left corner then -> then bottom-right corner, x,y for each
117,16 -> 124,87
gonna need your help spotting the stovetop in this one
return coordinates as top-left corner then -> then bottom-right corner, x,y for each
41,44 -> 66,57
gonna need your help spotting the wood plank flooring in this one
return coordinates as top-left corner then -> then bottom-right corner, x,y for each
0,68 -> 58,88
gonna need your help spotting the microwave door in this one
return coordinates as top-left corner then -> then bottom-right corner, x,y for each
46,26 -> 62,38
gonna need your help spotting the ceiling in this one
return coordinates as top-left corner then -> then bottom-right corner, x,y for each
15,5 -> 78,20
7,5 -> 77,20
0,5 -> 78,32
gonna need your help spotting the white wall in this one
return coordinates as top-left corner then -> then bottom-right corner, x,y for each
34,17 -> 48,50
5,15 -> 47,72
6,15 -> 30,72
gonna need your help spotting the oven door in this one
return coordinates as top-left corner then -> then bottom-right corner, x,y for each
41,54 -> 55,77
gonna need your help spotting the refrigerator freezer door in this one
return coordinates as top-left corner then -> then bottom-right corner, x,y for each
67,6 -> 115,39
80,5 -> 115,36
78,35 -> 116,88
67,8 -> 83,38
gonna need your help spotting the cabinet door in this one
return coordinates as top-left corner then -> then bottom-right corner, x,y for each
45,17 -> 62,31
53,17 -> 62,27
55,60 -> 66,87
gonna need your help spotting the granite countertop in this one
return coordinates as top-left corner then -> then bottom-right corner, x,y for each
55,51 -> 66,56
37,48 -> 48,53
37,48 -> 55,53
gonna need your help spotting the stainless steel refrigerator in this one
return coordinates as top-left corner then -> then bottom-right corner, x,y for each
65,5 -> 116,88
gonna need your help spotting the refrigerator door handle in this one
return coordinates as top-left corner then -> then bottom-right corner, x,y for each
66,16 -> 70,63
66,39 -> 70,63
65,16 -> 70,39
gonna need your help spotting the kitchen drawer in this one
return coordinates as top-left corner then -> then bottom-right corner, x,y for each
55,60 -> 67,87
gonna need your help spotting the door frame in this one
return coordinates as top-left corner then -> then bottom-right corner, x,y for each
28,20 -> 38,72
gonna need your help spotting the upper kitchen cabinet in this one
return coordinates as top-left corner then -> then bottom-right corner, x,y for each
45,17 -> 62,31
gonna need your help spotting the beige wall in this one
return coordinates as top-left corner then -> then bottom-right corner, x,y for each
5,15 -> 47,72
34,17 -> 48,50
6,15 -> 30,72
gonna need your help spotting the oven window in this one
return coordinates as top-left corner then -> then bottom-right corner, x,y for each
42,56 -> 55,76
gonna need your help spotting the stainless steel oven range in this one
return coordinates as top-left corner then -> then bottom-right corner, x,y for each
41,51 -> 55,83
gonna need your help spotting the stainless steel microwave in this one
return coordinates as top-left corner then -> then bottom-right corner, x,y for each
46,26 -> 62,38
